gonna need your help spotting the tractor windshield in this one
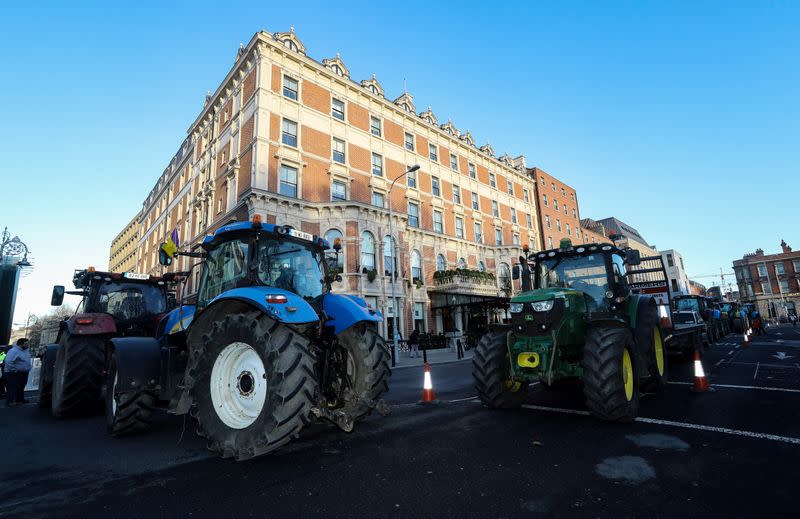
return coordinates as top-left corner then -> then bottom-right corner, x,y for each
257,239 -> 325,300
94,282 -> 167,320
675,298 -> 700,313
538,254 -> 610,308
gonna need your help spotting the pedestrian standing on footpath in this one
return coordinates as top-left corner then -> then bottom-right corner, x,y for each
4,338 -> 32,407
409,329 -> 420,358
0,346 -> 7,399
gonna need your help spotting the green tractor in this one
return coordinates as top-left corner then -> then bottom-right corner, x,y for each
473,239 -> 667,421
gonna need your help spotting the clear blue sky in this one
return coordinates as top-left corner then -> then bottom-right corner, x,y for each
1,1 -> 798,322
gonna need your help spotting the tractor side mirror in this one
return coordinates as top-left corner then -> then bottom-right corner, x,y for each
335,274 -> 343,283
158,243 -> 173,266
51,285 -> 65,306
512,265 -> 520,280
625,249 -> 641,266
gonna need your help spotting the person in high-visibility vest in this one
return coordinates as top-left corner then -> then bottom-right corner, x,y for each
0,347 -> 7,399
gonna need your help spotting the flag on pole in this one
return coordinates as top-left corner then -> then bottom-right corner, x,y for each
160,228 -> 179,258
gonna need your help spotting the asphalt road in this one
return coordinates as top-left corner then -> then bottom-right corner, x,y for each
2,325 -> 799,518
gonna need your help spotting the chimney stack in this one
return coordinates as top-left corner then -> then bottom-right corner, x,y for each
781,240 -> 792,253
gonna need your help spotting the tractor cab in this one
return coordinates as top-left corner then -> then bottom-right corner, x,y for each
194,220 -> 331,310
51,268 -> 175,337
517,239 -> 640,316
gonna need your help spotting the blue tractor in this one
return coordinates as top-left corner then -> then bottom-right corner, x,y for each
106,217 -> 391,460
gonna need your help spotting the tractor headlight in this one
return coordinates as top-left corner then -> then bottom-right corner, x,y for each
510,303 -> 524,313
532,300 -> 555,312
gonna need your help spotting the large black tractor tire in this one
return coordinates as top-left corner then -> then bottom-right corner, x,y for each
37,344 -> 59,409
583,327 -> 640,422
51,335 -> 105,418
335,323 -> 391,420
641,324 -> 668,394
473,331 -> 528,409
188,312 -> 317,460
105,358 -> 156,437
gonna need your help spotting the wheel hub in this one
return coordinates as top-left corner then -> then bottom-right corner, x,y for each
237,371 -> 255,396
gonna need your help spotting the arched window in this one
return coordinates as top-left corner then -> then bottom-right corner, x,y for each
457,257 -> 467,269
436,254 -> 446,272
383,235 -> 396,275
478,261 -> 485,272
411,249 -> 422,281
360,231 -> 375,271
499,263 -> 512,294
324,229 -> 344,270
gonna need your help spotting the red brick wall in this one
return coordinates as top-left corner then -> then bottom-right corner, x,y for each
301,80 -> 330,114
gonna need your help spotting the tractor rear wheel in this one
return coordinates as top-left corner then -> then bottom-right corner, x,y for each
51,335 -> 104,418
189,312 -> 317,460
583,327 -> 640,422
473,331 -> 528,409
105,358 -> 156,437
331,323 -> 390,420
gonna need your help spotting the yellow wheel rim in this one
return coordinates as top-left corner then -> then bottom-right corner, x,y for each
653,326 -> 665,376
622,348 -> 634,401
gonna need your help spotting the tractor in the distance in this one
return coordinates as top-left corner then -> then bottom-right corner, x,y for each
104,216 -> 391,459
673,295 -> 726,343
40,268 -> 179,415
473,239 -> 666,421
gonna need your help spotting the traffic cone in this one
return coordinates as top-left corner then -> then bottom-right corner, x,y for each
660,316 -> 672,330
418,362 -> 438,404
691,350 -> 711,392
743,332 -> 750,348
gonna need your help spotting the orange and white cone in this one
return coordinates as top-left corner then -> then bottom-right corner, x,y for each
419,362 -> 438,404
743,332 -> 750,348
691,350 -> 711,392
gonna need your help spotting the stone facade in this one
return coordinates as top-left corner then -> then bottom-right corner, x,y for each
118,28 -> 546,340
733,241 -> 800,319
108,213 -> 140,273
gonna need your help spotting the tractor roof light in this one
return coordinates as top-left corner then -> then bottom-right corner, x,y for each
547,251 -> 556,257
576,247 -> 586,253
601,245 -> 612,251
333,237 -> 342,252
252,214 -> 263,229
87,266 -> 96,272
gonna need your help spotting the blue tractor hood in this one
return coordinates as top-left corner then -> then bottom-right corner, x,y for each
207,286 -> 320,325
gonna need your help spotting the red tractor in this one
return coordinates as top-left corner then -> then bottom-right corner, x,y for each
39,268 -> 180,417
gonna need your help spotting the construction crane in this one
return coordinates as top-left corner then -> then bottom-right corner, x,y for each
689,268 -> 736,298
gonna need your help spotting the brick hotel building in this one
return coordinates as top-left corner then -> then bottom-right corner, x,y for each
113,28 -> 552,339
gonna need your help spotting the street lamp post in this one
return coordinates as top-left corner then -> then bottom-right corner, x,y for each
0,227 -> 31,345
387,164 -> 420,368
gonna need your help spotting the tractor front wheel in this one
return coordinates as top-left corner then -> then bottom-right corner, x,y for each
331,323 -> 391,420
51,335 -> 104,418
641,325 -> 668,393
473,331 -> 528,409
583,327 -> 640,422
189,312 -> 317,460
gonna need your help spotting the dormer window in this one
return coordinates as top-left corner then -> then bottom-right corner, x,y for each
323,55 -> 351,78
419,107 -> 437,126
360,75 -> 384,97
273,28 -> 306,55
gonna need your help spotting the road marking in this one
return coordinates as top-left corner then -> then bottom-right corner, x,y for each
773,352 -> 794,360
448,396 -> 478,403
521,404 -> 800,446
754,362 -> 760,380
714,359 -> 725,367
667,381 -> 800,393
